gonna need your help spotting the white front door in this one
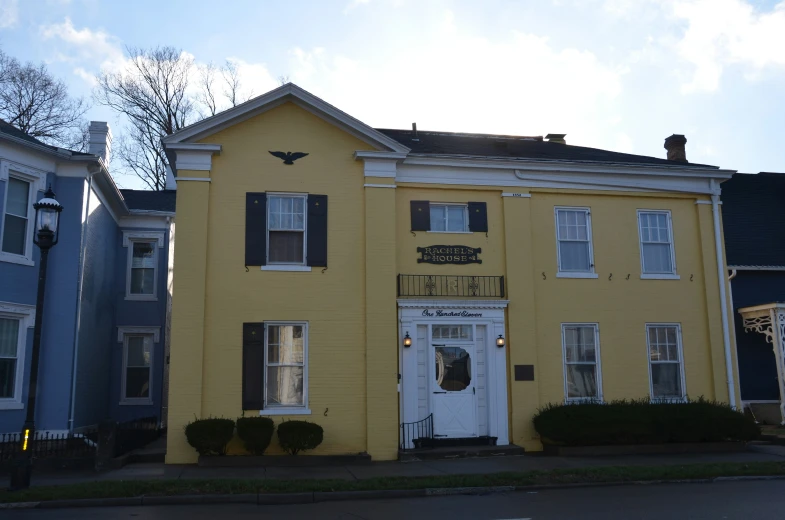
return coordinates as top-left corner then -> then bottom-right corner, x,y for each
432,342 -> 477,438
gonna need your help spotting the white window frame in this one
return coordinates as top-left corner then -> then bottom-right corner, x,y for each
428,203 -> 471,234
119,326 -> 159,406
554,207 -> 597,278
561,323 -> 603,403
637,210 -> 679,279
0,164 -> 45,267
122,231 -> 165,301
265,193 -> 308,268
646,323 -> 686,402
0,301 -> 36,410
260,321 -> 310,416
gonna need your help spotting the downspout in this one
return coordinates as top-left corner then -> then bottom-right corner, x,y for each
711,191 -> 737,409
67,172 -> 94,431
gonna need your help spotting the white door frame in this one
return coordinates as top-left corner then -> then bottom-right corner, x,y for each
398,299 -> 510,445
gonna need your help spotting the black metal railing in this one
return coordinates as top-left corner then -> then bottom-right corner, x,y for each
400,414 -> 434,451
114,416 -> 161,457
0,428 -> 98,462
398,275 -> 505,298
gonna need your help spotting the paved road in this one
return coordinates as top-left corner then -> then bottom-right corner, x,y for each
4,480 -> 784,519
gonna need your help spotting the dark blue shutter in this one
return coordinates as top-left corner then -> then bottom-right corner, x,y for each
468,202 -> 488,233
307,194 -> 328,267
245,193 -> 267,266
411,200 -> 430,231
242,323 -> 265,410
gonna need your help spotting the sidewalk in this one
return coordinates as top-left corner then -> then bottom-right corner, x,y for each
16,443 -> 785,488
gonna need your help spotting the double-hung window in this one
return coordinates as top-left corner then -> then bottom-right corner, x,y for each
0,317 -> 21,401
430,204 -> 469,233
555,207 -> 595,277
123,232 -> 164,301
647,324 -> 685,401
265,323 -> 307,409
121,333 -> 154,404
2,177 -> 31,258
562,324 -> 602,401
267,195 -> 306,265
638,210 -> 677,278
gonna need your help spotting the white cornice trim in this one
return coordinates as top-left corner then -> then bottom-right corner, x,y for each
176,177 -> 211,182
364,183 -> 397,188
122,230 -> 165,248
397,299 -> 510,309
354,151 -> 409,160
1,160 -> 47,192
695,200 -> 721,205
117,326 -> 161,342
162,83 -> 410,153
164,143 -> 222,152
728,265 -> 785,271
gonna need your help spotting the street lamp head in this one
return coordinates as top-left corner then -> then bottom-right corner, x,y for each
33,187 -> 63,249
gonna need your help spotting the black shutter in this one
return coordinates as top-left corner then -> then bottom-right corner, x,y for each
242,323 -> 265,410
468,202 -> 488,233
245,193 -> 267,266
411,200 -> 430,231
307,194 -> 328,267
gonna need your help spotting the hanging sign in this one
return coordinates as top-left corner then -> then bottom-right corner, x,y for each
417,245 -> 482,265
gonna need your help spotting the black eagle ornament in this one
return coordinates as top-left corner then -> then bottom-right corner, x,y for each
269,151 -> 309,165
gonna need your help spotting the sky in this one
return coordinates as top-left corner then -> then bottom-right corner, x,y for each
0,0 -> 784,189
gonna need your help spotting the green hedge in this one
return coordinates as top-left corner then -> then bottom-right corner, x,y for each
236,417 -> 275,455
277,420 -> 324,455
533,398 -> 760,446
184,418 -> 235,456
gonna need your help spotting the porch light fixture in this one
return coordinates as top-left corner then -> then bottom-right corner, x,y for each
496,334 -> 506,347
403,332 -> 412,347
33,187 -> 64,248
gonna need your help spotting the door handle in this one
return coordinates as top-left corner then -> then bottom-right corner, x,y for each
473,387 -> 475,395
433,391 -> 447,394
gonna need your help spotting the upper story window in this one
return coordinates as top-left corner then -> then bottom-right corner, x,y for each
268,195 -> 306,265
2,177 -> 30,257
410,200 -> 488,233
638,210 -> 677,278
555,207 -> 596,277
123,231 -> 164,301
430,204 -> 469,233
646,324 -> 685,401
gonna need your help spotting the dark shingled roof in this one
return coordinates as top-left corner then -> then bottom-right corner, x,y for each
0,119 -> 92,155
376,128 -> 718,169
120,189 -> 177,212
721,172 -> 785,267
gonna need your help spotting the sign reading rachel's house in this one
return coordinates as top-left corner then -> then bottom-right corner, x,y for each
417,245 -> 482,265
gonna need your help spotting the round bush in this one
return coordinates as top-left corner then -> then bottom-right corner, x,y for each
277,420 -> 324,455
184,418 -> 235,456
236,417 -> 275,455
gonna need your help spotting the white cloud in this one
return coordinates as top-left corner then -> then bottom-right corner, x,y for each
39,17 -> 126,78
286,11 -> 626,150
343,0 -> 370,15
0,0 -> 19,29
672,0 -> 785,92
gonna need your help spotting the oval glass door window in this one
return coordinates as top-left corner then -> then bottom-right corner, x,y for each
435,347 -> 472,391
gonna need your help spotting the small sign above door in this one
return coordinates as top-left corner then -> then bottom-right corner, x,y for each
417,245 -> 482,265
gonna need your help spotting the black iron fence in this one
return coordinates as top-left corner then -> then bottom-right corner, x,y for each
400,414 -> 434,451
114,416 -> 160,457
398,275 -> 505,298
0,428 -> 98,462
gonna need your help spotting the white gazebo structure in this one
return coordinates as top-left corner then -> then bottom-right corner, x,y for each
739,303 -> 785,425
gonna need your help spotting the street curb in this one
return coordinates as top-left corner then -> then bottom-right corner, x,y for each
2,475 -> 785,509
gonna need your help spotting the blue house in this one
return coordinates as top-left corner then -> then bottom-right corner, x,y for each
0,120 -> 174,435
722,172 -> 785,425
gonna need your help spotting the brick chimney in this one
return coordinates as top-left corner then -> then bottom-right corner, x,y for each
664,134 -> 687,162
88,121 -> 112,166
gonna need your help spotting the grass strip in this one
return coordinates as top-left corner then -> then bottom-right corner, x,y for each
1,461 -> 784,504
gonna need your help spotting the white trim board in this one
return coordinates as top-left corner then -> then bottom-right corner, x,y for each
117,326 -> 161,343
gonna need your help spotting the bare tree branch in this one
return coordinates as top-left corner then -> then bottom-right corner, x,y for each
278,74 -> 290,86
222,60 -> 252,107
197,62 -> 218,117
0,48 -> 89,148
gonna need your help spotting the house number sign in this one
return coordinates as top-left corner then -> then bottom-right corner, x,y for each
417,245 -> 482,265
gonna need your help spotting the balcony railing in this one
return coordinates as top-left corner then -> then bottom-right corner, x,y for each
397,274 -> 505,298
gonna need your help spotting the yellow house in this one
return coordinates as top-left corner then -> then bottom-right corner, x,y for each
162,84 -> 739,463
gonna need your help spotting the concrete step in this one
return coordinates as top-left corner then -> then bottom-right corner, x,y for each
399,443 -> 524,461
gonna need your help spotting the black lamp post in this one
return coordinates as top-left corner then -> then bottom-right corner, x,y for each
9,187 -> 63,490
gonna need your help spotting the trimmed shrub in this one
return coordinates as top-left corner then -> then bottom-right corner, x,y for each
533,397 -> 759,447
184,418 -> 235,456
277,420 -> 324,455
236,417 -> 275,455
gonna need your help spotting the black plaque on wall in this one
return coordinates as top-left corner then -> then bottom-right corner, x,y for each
417,245 -> 482,265
514,365 -> 535,381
